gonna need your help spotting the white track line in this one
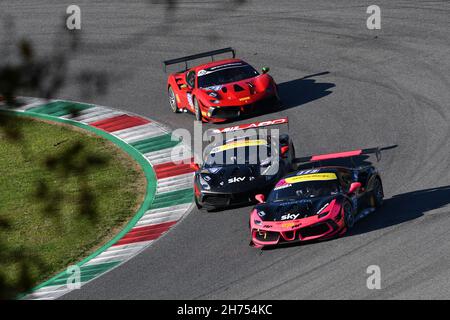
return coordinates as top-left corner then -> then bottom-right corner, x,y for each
111,123 -> 166,143
156,173 -> 195,194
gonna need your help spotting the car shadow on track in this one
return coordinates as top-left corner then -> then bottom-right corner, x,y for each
277,71 -> 335,111
349,185 -> 450,237
231,71 -> 335,123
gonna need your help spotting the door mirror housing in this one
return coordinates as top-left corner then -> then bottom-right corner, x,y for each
280,145 -> 289,158
348,182 -> 362,194
185,70 -> 196,89
262,67 -> 270,74
255,194 -> 265,203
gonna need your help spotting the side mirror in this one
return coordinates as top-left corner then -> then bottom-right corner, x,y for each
348,182 -> 362,194
190,163 -> 200,171
255,194 -> 265,203
280,145 -> 289,158
262,67 -> 270,74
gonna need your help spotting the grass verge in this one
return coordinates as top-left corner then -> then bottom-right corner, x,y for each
0,115 -> 146,297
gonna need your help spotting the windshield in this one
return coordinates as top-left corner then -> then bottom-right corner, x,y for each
198,64 -> 258,88
204,143 -> 272,168
268,179 -> 341,202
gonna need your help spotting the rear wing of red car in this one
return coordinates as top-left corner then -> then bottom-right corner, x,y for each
163,47 -> 236,72
294,145 -> 397,164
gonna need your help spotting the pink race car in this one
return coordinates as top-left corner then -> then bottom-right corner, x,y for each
250,148 -> 386,248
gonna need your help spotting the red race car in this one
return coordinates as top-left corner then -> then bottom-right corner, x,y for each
163,48 -> 281,122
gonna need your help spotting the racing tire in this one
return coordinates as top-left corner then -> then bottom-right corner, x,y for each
193,97 -> 203,122
168,86 -> 180,113
290,145 -> 296,170
194,196 -> 203,209
373,177 -> 384,208
343,201 -> 355,229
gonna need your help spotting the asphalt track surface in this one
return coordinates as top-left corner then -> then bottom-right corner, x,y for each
2,0 -> 449,299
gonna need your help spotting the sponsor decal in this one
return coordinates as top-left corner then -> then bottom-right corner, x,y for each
228,176 -> 246,184
197,63 -> 246,76
281,222 -> 301,229
206,85 -> 223,91
285,173 -> 337,184
211,117 -> 288,134
296,169 -> 320,175
239,96 -> 250,102
211,139 -> 267,153
281,222 -> 295,228
280,213 -> 300,221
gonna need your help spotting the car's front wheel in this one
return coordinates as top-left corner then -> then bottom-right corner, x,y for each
193,97 -> 203,122
343,201 -> 355,229
168,86 -> 180,113
194,196 -> 203,209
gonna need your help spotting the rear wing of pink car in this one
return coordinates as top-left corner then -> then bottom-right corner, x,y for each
295,145 -> 397,164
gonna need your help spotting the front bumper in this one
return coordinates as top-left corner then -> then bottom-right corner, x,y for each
250,208 -> 346,248
206,94 -> 278,121
197,187 -> 272,210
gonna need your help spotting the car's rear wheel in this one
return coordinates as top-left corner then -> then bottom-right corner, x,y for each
343,201 -> 355,229
193,97 -> 202,122
290,144 -> 296,170
373,177 -> 384,208
168,86 -> 180,113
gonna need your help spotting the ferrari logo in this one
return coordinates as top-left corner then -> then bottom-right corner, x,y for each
281,222 -> 295,228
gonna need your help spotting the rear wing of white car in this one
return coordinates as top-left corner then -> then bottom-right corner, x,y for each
207,117 -> 289,136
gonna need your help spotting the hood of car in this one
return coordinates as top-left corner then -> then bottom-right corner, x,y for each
199,74 -> 272,104
254,196 -> 339,221
199,164 -> 273,193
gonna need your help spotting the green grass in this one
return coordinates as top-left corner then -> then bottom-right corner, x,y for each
0,116 -> 146,294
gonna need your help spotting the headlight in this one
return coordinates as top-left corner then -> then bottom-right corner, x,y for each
199,175 -> 211,190
208,107 -> 216,117
317,202 -> 330,218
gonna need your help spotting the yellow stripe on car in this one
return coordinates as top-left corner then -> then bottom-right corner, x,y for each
285,173 -> 337,184
212,139 -> 267,153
